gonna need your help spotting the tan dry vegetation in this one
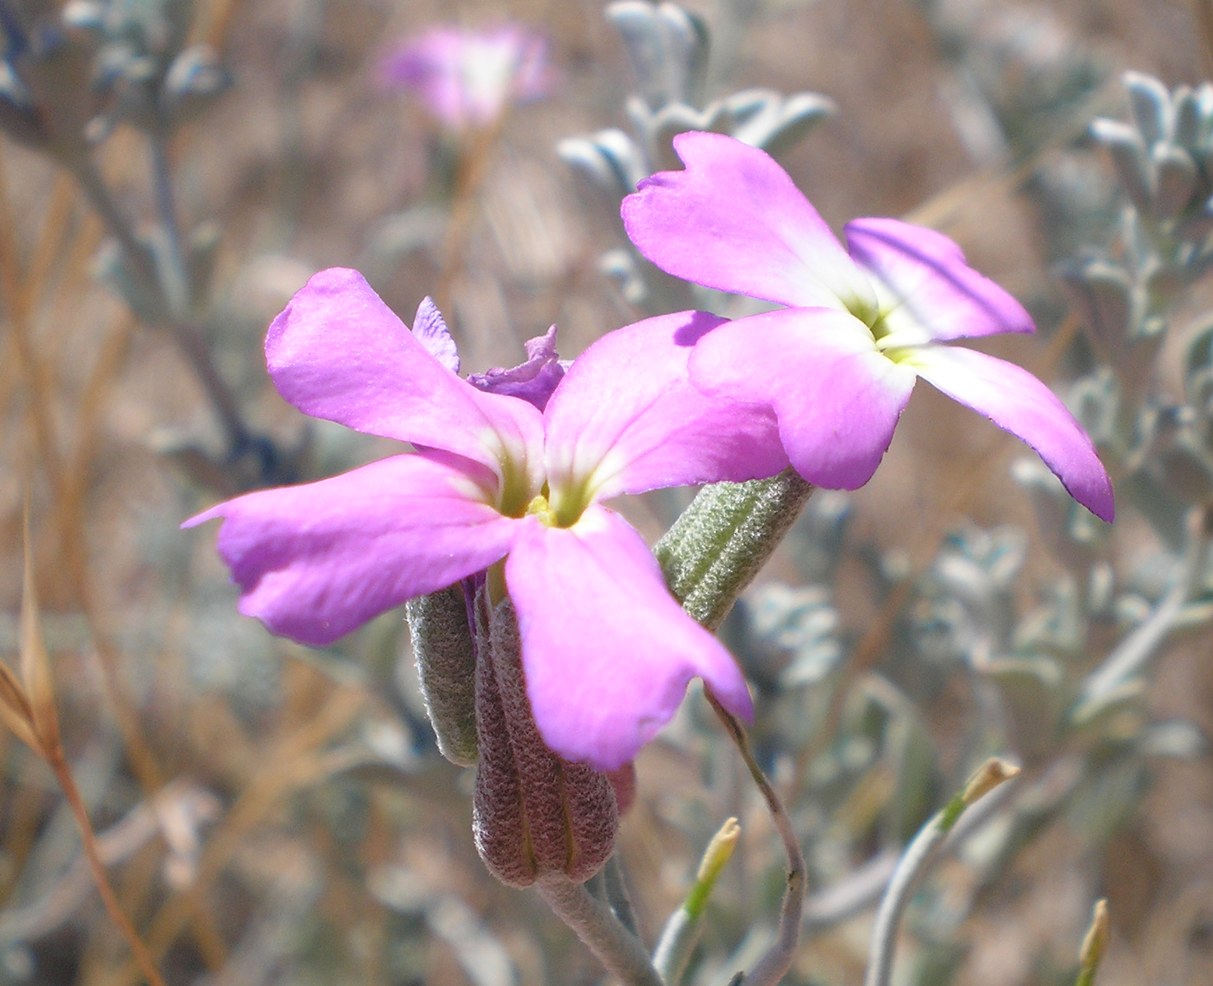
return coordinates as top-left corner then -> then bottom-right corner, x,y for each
2,0 -> 1212,983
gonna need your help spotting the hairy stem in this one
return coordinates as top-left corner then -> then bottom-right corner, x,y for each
535,873 -> 664,986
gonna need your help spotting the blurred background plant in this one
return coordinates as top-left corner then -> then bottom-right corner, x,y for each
0,0 -> 293,496
2,0 -> 1212,984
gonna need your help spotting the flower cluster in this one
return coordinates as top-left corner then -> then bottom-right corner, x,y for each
190,132 -> 1113,776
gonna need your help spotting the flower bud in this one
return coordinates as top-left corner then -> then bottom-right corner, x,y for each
606,761 -> 637,815
405,584 -> 478,767
472,595 -> 617,887
1079,898 -> 1110,976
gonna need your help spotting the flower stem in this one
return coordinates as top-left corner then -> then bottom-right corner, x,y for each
148,132 -> 189,317
706,694 -> 805,986
535,873 -> 664,986
863,759 -> 1019,986
433,122 -> 503,314
653,817 -> 740,984
656,468 -> 814,632
66,156 -> 253,456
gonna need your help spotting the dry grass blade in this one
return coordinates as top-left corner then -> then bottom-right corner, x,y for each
0,661 -> 38,751
13,514 -> 168,986
20,509 -> 62,756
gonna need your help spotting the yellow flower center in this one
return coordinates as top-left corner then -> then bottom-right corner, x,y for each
525,494 -> 559,526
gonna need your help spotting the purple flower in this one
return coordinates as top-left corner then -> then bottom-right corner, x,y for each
185,268 -> 787,770
622,132 -> 1115,522
377,24 -> 553,132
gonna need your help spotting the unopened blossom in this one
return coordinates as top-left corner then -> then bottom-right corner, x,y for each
622,132 -> 1115,522
186,268 -> 787,770
377,24 -> 553,132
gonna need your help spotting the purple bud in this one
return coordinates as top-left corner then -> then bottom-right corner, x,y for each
472,593 -> 617,887
467,324 -> 568,411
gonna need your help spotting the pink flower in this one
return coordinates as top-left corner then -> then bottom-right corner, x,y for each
378,24 -> 553,131
622,132 -> 1115,522
186,268 -> 787,769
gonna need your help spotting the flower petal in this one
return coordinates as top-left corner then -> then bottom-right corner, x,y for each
543,311 -> 787,505
690,308 -> 918,489
845,217 -> 1034,342
622,132 -> 875,309
505,507 -> 753,770
378,27 -> 482,126
266,268 -> 543,477
467,323 -> 567,411
910,345 -> 1115,521
184,454 -> 522,645
410,296 -> 460,373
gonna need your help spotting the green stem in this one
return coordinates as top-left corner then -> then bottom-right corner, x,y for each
653,817 -> 740,983
863,760 -> 1019,986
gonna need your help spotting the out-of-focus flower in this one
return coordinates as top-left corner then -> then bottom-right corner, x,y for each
378,23 -> 553,132
187,268 -> 787,769
622,132 -> 1115,522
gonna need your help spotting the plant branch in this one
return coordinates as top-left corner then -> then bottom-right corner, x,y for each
535,873 -> 664,986
148,132 -> 189,316
604,854 -> 641,937
66,156 -> 252,454
1080,504 -> 1213,700
863,759 -> 1019,986
707,694 -> 804,986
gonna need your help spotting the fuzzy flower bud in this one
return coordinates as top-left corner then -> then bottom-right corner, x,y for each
472,595 -> 618,888
405,584 -> 478,767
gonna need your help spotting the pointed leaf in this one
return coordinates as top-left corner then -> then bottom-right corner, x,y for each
20,513 -> 60,754
0,661 -> 39,752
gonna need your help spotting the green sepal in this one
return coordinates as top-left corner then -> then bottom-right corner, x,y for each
656,468 -> 814,630
406,585 -> 478,767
